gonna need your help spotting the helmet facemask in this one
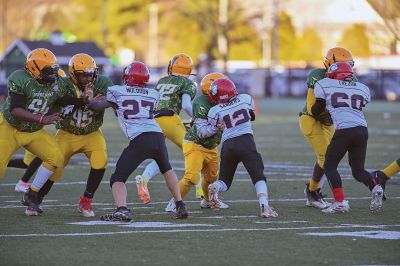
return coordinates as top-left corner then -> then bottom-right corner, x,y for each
37,64 -> 60,84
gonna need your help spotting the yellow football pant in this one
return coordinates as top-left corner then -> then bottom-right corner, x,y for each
23,150 -> 36,166
155,114 -> 186,149
179,142 -> 218,200
0,114 -> 63,178
299,115 -> 334,169
48,129 -> 107,181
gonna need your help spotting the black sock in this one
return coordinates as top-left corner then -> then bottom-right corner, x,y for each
21,157 -> 43,183
175,200 -> 183,207
7,159 -> 28,169
84,168 -> 105,198
38,180 -> 54,201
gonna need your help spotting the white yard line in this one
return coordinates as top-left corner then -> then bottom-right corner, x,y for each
1,224 -> 399,238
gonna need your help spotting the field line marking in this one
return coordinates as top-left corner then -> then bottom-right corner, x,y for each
1,224 -> 400,238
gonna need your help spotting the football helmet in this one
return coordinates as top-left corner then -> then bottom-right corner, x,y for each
323,47 -> 354,69
200,72 -> 225,95
25,48 -> 59,84
167,53 -> 193,77
69,53 -> 97,90
326,62 -> 354,81
122,61 -> 150,87
208,78 -> 237,105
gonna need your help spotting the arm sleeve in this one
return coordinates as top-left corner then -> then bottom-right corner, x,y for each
195,118 -> 219,138
306,88 -> 317,114
182,93 -> 193,117
311,98 -> 326,116
88,99 -> 114,111
9,92 -> 26,111
55,95 -> 88,107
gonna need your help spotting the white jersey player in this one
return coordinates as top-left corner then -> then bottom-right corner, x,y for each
207,94 -> 254,143
199,78 -> 277,218
88,61 -> 188,221
311,62 -> 383,214
107,85 -> 161,140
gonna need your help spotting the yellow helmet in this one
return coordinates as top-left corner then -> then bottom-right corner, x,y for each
69,53 -> 97,89
25,48 -> 60,83
323,47 -> 354,69
167,53 -> 193,77
200,72 -> 225,95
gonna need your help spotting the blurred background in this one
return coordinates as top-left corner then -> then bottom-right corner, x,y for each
0,0 -> 399,101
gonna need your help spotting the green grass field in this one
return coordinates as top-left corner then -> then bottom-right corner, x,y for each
0,98 -> 399,266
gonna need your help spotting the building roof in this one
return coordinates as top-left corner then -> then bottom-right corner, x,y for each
0,39 -> 109,65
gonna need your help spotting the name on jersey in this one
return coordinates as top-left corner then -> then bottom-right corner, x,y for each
126,87 -> 148,94
220,98 -> 239,108
33,92 -> 54,98
339,80 -> 356,86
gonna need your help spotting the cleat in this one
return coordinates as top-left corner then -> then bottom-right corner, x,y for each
208,184 -> 220,209
25,206 -> 40,216
260,204 -> 278,218
100,207 -> 132,222
322,200 -> 350,213
195,185 -> 204,199
15,180 -> 30,193
21,191 -> 43,214
372,171 -> 388,200
200,199 -> 229,209
304,183 -> 331,209
135,175 -> 151,204
78,197 -> 95,217
165,198 -> 176,213
370,185 -> 383,213
175,201 -> 188,219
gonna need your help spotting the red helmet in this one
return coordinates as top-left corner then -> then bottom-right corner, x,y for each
208,78 -> 238,105
122,61 -> 150,87
326,62 -> 354,81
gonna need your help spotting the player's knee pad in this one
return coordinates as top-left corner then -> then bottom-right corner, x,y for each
89,150 -> 108,170
43,150 -> 64,171
183,171 -> 200,186
110,173 -> 127,187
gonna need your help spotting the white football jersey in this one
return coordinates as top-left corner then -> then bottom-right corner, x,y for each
314,78 -> 371,129
107,85 -> 162,140
208,93 -> 255,143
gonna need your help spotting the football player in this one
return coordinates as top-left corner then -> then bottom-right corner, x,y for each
135,53 -> 197,204
204,78 -> 278,218
89,61 -> 188,221
21,53 -> 113,217
165,72 -> 229,212
312,62 -> 383,213
372,157 -> 400,199
0,48 -> 87,215
14,69 -> 67,193
299,47 -> 355,209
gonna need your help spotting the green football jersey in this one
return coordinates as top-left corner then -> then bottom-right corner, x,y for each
155,75 -> 197,114
184,95 -> 221,149
300,68 -> 333,125
56,75 -> 113,135
1,70 -> 70,132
